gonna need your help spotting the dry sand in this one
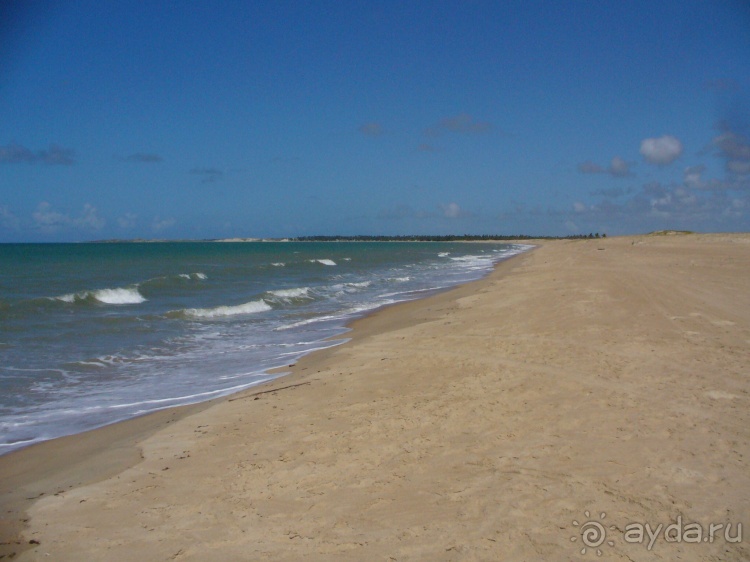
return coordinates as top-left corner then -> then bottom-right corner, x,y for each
1,233 -> 749,561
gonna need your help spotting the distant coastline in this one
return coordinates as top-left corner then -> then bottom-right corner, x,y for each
86,233 -> 608,244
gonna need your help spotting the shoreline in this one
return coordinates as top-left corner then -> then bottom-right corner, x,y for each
0,238 -> 531,457
3,233 -> 749,560
0,241 -> 533,558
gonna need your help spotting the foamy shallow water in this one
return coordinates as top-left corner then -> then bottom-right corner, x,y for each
0,241 -> 532,453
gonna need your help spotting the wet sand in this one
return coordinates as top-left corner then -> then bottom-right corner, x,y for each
2,233 -> 749,561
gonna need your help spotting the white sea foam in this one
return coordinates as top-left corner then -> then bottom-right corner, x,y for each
268,287 -> 311,299
329,281 -> 371,292
56,286 -> 146,305
271,262 -> 285,267
311,259 -> 336,266
178,272 -> 207,280
98,382 -> 271,410
182,299 -> 272,319
275,314 -> 343,330
93,287 -> 146,304
438,252 -> 450,257
449,254 -> 484,262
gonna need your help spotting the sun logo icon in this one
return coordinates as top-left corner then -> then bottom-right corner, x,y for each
571,511 -> 615,556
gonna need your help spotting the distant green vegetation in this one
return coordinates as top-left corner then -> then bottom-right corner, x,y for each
293,233 -> 607,242
646,230 -> 694,236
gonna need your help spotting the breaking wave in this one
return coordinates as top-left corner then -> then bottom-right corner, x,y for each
176,299 -> 273,319
56,287 -> 146,305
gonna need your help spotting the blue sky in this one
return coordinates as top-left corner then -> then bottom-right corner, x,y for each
1,1 -> 749,241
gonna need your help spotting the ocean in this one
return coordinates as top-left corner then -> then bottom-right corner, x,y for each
0,241 -> 531,454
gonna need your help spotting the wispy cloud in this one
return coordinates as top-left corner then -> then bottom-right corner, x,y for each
358,122 -> 384,137
565,172 -> 748,234
0,144 -> 35,163
425,113 -> 492,137
441,202 -> 472,218
0,205 -> 20,230
117,212 -> 138,228
378,202 -> 472,221
190,168 -> 224,183
577,161 -> 603,174
560,124 -> 749,233
32,202 -> 105,232
640,135 -> 683,165
0,143 -> 75,165
152,216 -> 176,232
712,123 -> 750,177
577,156 -> 634,178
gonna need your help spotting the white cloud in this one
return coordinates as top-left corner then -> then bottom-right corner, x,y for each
152,216 -> 176,232
358,122 -> 383,137
681,163 -> 745,192
640,135 -> 683,165
573,202 -> 588,213
683,165 -> 705,189
577,156 -> 633,177
117,213 -> 138,228
713,127 -> 750,176
441,202 -> 463,218
32,202 -> 105,232
77,204 -> 106,230
609,156 -> 632,177
33,202 -> 71,230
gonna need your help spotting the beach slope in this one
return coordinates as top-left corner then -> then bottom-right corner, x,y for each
7,234 -> 750,561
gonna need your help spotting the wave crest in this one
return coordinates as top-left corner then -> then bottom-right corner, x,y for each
267,287 -> 311,299
178,299 -> 272,319
56,287 -> 146,305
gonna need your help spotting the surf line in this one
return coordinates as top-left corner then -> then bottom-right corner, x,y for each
227,381 -> 312,401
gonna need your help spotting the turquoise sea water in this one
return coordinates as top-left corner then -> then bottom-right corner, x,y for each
0,241 -> 530,453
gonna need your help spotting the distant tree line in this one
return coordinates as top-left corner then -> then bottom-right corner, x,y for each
293,233 -> 606,242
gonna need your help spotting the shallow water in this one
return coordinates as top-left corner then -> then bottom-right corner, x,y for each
0,241 -> 531,453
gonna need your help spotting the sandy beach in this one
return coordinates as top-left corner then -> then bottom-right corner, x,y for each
2,233 -> 749,561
